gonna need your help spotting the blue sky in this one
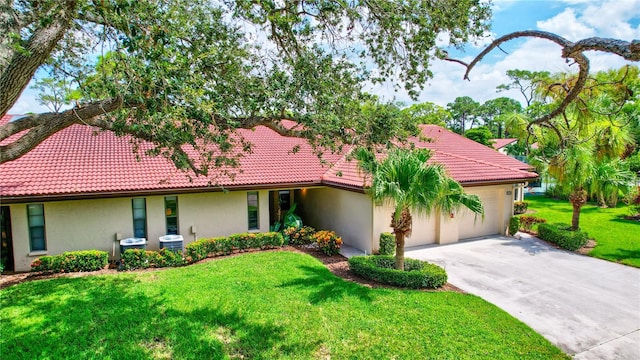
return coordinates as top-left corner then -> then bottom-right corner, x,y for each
9,0 -> 640,114
368,0 -> 640,107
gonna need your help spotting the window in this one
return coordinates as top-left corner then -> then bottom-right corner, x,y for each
132,198 -> 147,239
247,192 -> 259,230
165,196 -> 179,235
27,204 -> 46,252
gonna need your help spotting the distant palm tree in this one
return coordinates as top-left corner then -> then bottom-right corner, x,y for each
355,147 -> 483,270
589,158 -> 636,208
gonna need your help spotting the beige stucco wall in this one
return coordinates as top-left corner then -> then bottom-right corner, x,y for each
372,203 -> 437,249
298,187 -> 375,254
369,184 -> 516,250
8,190 -> 270,272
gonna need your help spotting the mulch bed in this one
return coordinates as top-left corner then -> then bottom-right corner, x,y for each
0,245 -> 463,293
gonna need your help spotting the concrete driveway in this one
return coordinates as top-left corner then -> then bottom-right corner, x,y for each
406,234 -> 640,359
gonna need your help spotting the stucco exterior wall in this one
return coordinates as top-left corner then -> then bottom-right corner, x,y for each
369,184 -> 516,250
8,190 -> 270,272
298,187 -> 375,254
372,203 -> 437,248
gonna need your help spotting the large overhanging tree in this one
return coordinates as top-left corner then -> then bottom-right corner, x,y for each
446,30 -> 639,139
0,0 -> 492,176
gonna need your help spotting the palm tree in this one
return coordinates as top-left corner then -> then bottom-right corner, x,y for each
355,147 -> 483,270
589,158 -> 636,208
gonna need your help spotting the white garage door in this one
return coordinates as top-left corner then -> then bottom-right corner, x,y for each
458,190 -> 500,240
405,214 -> 437,247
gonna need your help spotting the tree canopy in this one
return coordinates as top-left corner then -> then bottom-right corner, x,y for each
0,0 -> 492,177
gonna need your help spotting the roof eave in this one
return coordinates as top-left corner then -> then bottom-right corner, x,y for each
0,181 -> 324,204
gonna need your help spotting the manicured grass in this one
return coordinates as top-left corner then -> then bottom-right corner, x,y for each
524,196 -> 640,267
0,251 -> 566,359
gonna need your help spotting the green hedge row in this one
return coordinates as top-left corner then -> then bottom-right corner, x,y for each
121,248 -> 185,270
348,255 -> 447,289
31,250 -> 108,273
185,232 -> 284,263
537,223 -> 589,251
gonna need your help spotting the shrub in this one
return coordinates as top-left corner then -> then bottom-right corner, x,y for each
284,225 -> 316,245
537,223 -> 589,251
312,230 -> 343,256
348,255 -> 447,289
121,249 -> 153,270
31,250 -> 108,273
378,232 -> 395,255
519,215 -> 546,232
121,248 -> 186,270
514,201 -> 529,214
185,232 -> 284,263
508,217 -> 520,236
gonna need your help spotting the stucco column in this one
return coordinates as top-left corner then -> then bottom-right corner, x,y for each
436,210 -> 459,245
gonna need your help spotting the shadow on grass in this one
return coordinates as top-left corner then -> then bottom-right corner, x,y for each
278,265 -> 374,304
610,217 -> 640,225
0,275 -> 316,359
595,248 -> 640,265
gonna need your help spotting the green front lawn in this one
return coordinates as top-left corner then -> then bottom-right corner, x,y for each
524,196 -> 640,267
0,251 -> 566,359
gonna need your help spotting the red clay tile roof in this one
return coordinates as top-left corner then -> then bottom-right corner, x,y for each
1,116 -> 537,199
322,125 -> 537,188
0,115 -> 341,198
492,138 -> 518,149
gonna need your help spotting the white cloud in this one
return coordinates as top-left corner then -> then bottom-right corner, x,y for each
537,8 -> 596,40
540,0 -> 640,40
8,85 -> 50,115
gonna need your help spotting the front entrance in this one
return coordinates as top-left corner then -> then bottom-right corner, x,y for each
1,206 -> 14,272
269,190 -> 292,227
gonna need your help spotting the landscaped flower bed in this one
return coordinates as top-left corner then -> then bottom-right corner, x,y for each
348,255 -> 447,289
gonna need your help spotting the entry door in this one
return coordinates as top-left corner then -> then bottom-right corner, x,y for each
0,206 -> 14,272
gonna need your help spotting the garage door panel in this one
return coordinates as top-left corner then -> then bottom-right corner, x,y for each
405,214 -> 437,247
459,191 -> 500,239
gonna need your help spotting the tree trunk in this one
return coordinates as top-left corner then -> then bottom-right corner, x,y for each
394,230 -> 405,271
569,189 -> 587,231
390,207 -> 412,271
597,190 -> 607,208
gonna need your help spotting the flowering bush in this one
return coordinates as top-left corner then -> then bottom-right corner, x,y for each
284,225 -> 316,245
514,201 -> 529,214
312,230 -> 342,256
519,215 -> 546,232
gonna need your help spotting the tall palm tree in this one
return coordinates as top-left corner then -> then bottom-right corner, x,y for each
356,147 -> 483,270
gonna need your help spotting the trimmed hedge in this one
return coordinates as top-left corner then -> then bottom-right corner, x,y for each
121,248 -> 185,270
31,250 -> 108,273
508,217 -> 520,236
537,223 -> 589,251
378,232 -> 395,255
185,232 -> 284,263
348,255 -> 447,289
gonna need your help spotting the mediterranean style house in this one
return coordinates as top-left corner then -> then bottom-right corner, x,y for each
0,114 -> 537,272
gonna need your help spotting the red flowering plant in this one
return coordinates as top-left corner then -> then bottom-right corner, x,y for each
312,230 -> 343,256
